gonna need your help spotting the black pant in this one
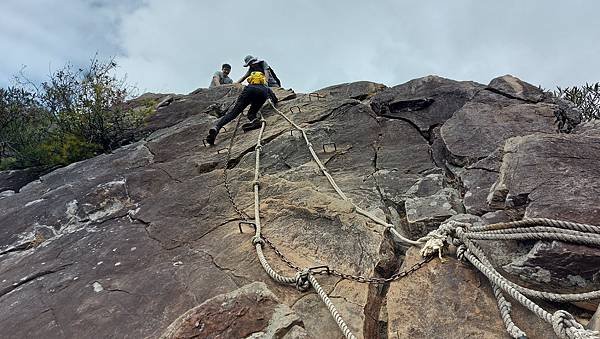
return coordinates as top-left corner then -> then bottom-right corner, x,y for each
212,85 -> 268,132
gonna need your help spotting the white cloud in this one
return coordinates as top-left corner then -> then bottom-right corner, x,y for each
2,0 -> 600,93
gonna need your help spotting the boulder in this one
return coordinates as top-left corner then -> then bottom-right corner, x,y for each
386,247 -> 555,338
488,133 -> 600,293
315,81 -> 387,101
487,74 -> 545,102
371,75 -> 483,132
0,167 -> 46,193
441,100 -> 558,165
160,282 -> 309,339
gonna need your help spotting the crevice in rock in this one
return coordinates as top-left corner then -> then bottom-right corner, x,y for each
465,166 -> 500,173
141,144 -> 156,163
484,87 -> 537,103
362,232 -> 402,339
0,241 -> 36,257
128,215 -> 169,249
272,318 -> 306,339
194,248 -> 249,283
379,115 -> 431,142
154,165 -> 183,183
425,123 -> 441,146
304,101 -> 360,125
0,263 -> 73,299
225,129 -> 289,170
323,146 -> 353,167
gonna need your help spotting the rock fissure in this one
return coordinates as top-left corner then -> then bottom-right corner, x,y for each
466,166 -> 500,173
381,115 -> 431,142
195,248 -> 249,284
304,101 -> 360,125
154,165 -> 183,183
485,87 -> 540,103
362,234 -> 402,339
0,263 -> 73,299
225,129 -> 289,170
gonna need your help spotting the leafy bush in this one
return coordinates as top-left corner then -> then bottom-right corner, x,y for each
555,83 -> 600,121
0,57 -> 154,170
0,87 -> 53,168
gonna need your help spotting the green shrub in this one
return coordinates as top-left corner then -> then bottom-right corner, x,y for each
38,134 -> 102,167
0,57 -> 155,171
555,83 -> 600,121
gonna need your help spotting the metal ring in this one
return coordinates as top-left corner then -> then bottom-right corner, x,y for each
308,265 -> 331,275
322,142 -> 337,153
238,221 -> 256,233
308,92 -> 324,101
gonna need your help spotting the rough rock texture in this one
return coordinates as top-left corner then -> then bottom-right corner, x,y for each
589,308 -> 600,331
441,99 -> 558,164
387,247 -> 555,339
371,75 -> 482,132
487,133 -> 600,294
487,74 -> 545,102
0,167 -> 47,193
1,76 -> 599,339
160,282 -> 309,339
315,81 -> 386,101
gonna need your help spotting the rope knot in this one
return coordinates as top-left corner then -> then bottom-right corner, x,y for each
418,220 -> 468,259
251,235 -> 265,247
295,270 -> 311,292
252,181 -> 261,188
552,310 -> 599,339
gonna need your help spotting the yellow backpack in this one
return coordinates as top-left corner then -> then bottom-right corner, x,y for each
247,71 -> 267,85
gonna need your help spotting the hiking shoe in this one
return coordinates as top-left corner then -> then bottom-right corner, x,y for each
242,119 -> 262,132
206,128 -> 217,145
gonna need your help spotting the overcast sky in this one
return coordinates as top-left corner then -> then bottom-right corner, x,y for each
1,0 -> 599,94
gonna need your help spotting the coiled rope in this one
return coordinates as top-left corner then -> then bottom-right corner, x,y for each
419,218 -> 600,339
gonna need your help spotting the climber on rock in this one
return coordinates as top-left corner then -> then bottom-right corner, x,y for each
205,71 -> 278,145
236,55 -> 281,88
209,63 -> 233,88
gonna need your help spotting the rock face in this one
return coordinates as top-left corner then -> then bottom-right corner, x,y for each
1,75 -> 599,339
487,74 -> 545,102
387,247 -> 555,339
160,282 -> 308,339
0,167 -> 47,193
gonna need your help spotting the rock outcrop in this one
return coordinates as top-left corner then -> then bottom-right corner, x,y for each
1,76 -> 599,338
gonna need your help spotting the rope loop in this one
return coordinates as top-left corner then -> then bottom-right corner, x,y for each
456,245 -> 468,262
295,270 -> 311,292
252,235 -> 265,247
551,310 -> 599,339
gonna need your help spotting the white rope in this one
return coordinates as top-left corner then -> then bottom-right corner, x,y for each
420,218 -> 600,339
268,100 -> 420,246
246,117 -> 358,339
308,274 -> 357,339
